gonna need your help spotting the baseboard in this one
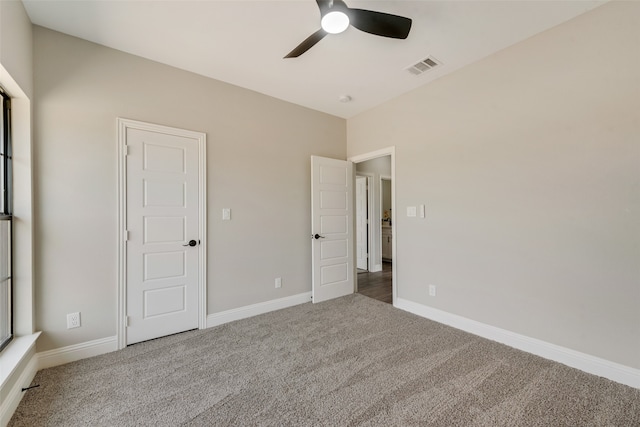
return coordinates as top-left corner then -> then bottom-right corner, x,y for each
370,264 -> 382,273
207,292 -> 312,328
36,293 -> 313,370
37,336 -> 118,370
0,349 -> 38,427
395,298 -> 640,389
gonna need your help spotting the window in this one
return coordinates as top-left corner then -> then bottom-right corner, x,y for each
0,89 -> 12,351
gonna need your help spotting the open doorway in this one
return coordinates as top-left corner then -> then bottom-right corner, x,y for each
351,150 -> 395,305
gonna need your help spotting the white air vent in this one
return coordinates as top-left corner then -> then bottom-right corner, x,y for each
406,56 -> 440,76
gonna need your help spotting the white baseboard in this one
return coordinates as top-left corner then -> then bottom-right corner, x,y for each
207,292 -> 312,328
0,349 -> 38,427
395,298 -> 640,389
36,293 -> 313,371
37,336 -> 118,370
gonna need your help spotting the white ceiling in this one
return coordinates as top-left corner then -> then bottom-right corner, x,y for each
23,0 -> 605,118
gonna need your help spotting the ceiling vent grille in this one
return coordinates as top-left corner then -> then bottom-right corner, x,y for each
406,57 -> 440,76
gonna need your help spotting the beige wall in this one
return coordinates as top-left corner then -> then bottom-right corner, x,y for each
348,1 -> 640,369
33,27 -> 346,352
0,0 -> 35,406
0,0 -> 32,98
1,0 -> 34,337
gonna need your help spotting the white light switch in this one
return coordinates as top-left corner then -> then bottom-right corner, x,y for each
407,206 -> 417,217
222,208 -> 231,220
419,204 -> 425,218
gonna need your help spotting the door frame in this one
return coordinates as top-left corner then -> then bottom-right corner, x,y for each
380,175 -> 392,262
116,118 -> 207,349
349,147 -> 397,305
355,172 -> 374,277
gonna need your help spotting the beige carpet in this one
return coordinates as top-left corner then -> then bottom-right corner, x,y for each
10,294 -> 640,426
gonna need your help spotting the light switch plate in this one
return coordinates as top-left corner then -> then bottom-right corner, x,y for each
407,206 -> 417,217
222,208 -> 231,220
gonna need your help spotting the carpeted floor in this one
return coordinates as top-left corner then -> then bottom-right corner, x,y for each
10,294 -> 640,426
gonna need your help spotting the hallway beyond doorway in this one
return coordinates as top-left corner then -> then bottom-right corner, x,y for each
357,262 -> 392,304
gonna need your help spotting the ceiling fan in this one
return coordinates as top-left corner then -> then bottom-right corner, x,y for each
284,0 -> 412,58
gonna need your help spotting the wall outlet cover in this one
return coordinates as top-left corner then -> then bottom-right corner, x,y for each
67,312 -> 81,329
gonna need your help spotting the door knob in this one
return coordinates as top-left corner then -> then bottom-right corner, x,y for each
313,234 -> 325,240
183,240 -> 198,247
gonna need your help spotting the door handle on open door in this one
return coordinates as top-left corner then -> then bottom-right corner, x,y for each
312,234 -> 325,240
183,240 -> 199,247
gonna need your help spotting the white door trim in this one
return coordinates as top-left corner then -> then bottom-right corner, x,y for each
355,172 -> 374,276
116,118 -> 207,350
380,175 -> 392,264
349,147 -> 397,305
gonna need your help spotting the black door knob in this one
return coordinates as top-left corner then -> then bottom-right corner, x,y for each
183,240 -> 198,247
313,234 -> 325,240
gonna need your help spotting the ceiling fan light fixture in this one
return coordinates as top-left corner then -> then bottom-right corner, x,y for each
321,11 -> 350,34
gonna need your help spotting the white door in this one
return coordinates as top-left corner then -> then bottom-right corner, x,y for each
356,176 -> 368,270
311,156 -> 354,303
125,125 -> 202,345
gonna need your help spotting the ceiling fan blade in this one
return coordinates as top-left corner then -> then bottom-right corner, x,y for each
349,9 -> 412,39
284,29 -> 328,58
316,0 -> 332,16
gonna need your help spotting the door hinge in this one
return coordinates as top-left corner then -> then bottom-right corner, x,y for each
124,230 -> 130,241
125,316 -> 131,327
124,145 -> 130,156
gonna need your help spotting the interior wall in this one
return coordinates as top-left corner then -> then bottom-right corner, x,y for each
0,0 -> 34,339
0,0 -> 35,405
355,156 -> 391,271
347,1 -> 640,369
0,0 -> 32,98
33,27 -> 346,352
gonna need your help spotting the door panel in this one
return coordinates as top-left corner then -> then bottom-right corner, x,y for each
144,285 -> 186,317
143,251 -> 185,281
144,179 -> 186,207
126,127 -> 200,345
320,215 -> 348,234
311,156 -> 354,303
321,240 -> 348,259
144,216 -> 185,243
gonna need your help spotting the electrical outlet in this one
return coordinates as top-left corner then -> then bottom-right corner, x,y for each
428,285 -> 436,297
67,312 -> 81,329
275,277 -> 282,289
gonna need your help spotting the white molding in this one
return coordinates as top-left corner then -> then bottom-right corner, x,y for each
0,333 -> 40,390
355,172 -> 374,274
116,118 -> 128,350
116,118 -> 207,349
207,292 -> 312,328
370,264 -> 382,273
197,127 -> 208,331
349,147 -> 395,164
396,298 -> 640,389
37,336 -> 118,370
0,348 -> 38,427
